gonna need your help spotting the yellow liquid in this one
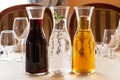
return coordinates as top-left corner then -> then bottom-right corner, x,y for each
72,17 -> 95,74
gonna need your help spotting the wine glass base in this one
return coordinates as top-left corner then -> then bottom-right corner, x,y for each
15,57 -> 25,62
103,55 -> 116,59
0,54 -> 8,61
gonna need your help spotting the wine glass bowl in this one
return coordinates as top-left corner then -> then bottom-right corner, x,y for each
13,17 -> 29,41
0,30 -> 16,61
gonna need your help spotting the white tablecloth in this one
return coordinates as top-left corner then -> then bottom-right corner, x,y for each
0,52 -> 120,80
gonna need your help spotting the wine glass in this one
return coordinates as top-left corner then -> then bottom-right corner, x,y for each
95,42 -> 103,57
13,17 -> 29,62
103,29 -> 119,59
0,30 -> 16,61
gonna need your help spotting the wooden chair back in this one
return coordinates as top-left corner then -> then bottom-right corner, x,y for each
0,4 -> 53,42
68,3 -> 120,42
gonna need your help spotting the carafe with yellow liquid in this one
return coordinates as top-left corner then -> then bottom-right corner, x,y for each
72,6 -> 95,74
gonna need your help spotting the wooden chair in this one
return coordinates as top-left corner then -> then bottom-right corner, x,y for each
0,4 -> 53,42
68,3 -> 120,42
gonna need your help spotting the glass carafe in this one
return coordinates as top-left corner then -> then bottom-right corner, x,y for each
49,6 -> 72,74
26,6 -> 48,75
72,6 -> 95,74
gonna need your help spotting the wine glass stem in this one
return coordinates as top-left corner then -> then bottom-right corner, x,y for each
109,49 -> 114,59
1,46 -> 8,61
20,39 -> 25,62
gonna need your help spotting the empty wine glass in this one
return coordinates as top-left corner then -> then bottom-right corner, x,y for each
103,29 -> 119,59
13,17 -> 29,62
0,30 -> 16,61
95,42 -> 103,57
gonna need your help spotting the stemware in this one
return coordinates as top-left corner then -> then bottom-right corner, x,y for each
13,17 -> 29,62
95,42 -> 103,57
0,30 -> 16,61
103,29 -> 119,59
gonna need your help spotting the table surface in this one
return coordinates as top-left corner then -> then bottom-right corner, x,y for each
0,52 -> 120,80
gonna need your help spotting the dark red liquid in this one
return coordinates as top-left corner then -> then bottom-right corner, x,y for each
26,19 -> 48,74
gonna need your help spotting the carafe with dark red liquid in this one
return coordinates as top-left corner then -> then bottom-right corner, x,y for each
26,6 -> 48,75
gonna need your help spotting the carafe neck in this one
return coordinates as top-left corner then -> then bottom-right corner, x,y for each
77,16 -> 90,30
53,19 -> 67,31
30,19 -> 43,29
50,6 -> 69,31
29,18 -> 45,36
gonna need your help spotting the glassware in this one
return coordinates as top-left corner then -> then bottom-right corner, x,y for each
72,6 -> 95,74
0,30 -> 16,61
49,6 -> 72,74
26,6 -> 48,75
13,17 -> 29,62
117,19 -> 120,35
95,42 -> 103,57
103,29 -> 119,59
